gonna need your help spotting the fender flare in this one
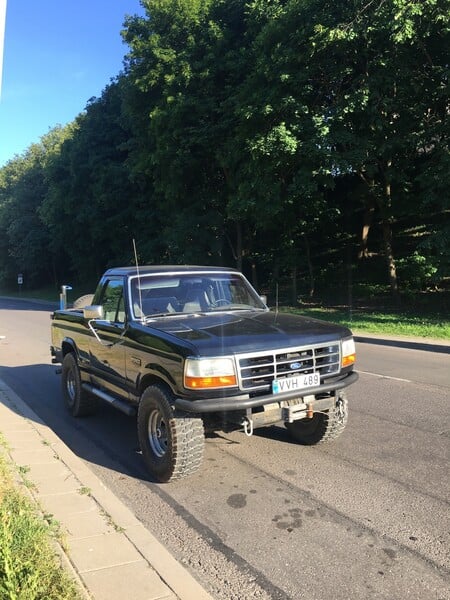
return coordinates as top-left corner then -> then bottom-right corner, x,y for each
61,337 -> 79,359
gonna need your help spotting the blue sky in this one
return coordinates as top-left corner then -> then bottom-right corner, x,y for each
0,0 -> 144,167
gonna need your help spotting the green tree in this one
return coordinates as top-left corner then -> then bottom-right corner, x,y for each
0,126 -> 71,287
41,79 -> 143,281
302,0 -> 450,298
237,0 -> 449,298
123,0 -> 258,266
1,0 -> 448,302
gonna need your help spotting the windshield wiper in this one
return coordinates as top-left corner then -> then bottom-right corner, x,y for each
143,312 -> 185,322
211,306 -> 264,312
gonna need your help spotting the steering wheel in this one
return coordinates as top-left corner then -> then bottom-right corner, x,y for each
211,298 -> 231,307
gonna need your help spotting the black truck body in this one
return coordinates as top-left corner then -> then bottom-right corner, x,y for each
51,266 -> 358,482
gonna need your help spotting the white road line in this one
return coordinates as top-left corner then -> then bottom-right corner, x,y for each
358,370 -> 411,383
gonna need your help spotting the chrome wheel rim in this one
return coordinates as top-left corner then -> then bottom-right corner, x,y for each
148,409 -> 168,458
66,369 -> 76,406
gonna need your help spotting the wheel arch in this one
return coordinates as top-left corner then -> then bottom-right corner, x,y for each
61,337 -> 78,359
137,373 -> 173,398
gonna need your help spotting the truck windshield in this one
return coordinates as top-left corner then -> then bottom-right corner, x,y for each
129,272 -> 267,319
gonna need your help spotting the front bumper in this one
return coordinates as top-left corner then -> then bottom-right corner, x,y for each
174,371 -> 358,413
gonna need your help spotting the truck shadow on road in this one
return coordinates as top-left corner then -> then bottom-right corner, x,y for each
0,363 -> 304,487
0,363 -> 153,481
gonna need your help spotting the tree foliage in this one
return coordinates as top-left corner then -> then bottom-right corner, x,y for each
0,0 -> 448,302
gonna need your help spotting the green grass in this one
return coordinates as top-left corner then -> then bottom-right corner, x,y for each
0,286 -> 59,303
0,440 -> 83,600
282,306 -> 450,340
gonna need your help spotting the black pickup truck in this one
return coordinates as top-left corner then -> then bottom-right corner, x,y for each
51,266 -> 358,482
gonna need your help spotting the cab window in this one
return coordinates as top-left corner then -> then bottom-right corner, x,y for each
100,279 -> 125,323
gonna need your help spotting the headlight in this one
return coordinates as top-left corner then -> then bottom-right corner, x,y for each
341,337 -> 356,368
184,357 -> 237,389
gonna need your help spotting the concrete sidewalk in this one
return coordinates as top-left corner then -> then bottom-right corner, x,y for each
0,379 -> 214,600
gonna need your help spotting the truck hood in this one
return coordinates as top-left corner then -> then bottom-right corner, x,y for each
147,310 -> 352,355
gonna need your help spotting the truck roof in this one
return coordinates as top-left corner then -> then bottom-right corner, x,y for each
103,265 -> 239,277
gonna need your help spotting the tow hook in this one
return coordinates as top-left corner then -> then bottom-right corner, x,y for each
306,402 -> 314,418
243,417 -> 254,437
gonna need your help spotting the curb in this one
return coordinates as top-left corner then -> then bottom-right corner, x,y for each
354,334 -> 450,355
0,379 -> 214,600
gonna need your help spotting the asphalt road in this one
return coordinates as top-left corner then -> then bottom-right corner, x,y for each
0,298 -> 449,600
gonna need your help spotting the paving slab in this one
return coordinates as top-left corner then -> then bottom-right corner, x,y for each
81,561 -> 177,600
64,508 -> 117,538
69,531 -> 144,572
38,489 -> 100,522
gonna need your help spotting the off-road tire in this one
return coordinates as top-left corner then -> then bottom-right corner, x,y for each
61,353 -> 99,417
72,294 -> 95,309
137,384 -> 204,483
285,393 -> 348,445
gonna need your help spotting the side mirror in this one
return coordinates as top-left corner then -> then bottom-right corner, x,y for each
83,305 -> 104,320
83,305 -> 113,346
260,295 -> 268,306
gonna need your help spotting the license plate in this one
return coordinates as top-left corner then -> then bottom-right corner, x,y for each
272,372 -> 320,394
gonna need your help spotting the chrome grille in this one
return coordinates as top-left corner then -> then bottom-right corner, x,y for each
237,342 -> 340,391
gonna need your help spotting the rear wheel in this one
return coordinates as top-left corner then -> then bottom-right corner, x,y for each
285,393 -> 348,445
137,384 -> 204,482
61,353 -> 99,417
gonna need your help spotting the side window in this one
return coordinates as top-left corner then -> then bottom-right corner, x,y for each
100,279 -> 125,323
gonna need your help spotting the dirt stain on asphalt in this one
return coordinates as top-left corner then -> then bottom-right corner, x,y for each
227,493 -> 247,508
383,548 -> 397,560
272,508 -> 303,532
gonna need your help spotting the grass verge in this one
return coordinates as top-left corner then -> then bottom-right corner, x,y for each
0,283 -> 97,305
282,306 -> 450,340
0,438 -> 83,600
0,287 -> 60,303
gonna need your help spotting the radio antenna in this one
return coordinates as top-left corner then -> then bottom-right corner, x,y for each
275,282 -> 279,319
132,238 -> 144,321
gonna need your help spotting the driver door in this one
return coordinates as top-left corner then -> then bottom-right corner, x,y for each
88,277 -> 128,398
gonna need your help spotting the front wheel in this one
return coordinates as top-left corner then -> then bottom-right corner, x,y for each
137,384 -> 205,482
285,393 -> 348,445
